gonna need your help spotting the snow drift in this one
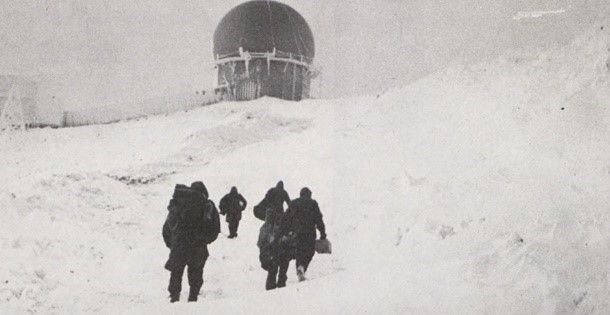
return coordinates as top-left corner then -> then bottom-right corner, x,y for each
0,20 -> 609,314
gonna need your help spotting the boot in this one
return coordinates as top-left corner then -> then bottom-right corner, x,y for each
169,292 -> 180,303
277,272 -> 287,288
297,266 -> 306,282
188,290 -> 198,302
265,282 -> 277,290
266,272 -> 278,290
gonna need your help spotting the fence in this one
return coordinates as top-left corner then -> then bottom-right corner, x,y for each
61,90 -> 219,127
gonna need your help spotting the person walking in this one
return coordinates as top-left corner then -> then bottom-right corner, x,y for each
257,208 -> 290,290
162,181 -> 220,302
280,187 -> 326,281
219,186 -> 248,238
253,180 -> 291,221
267,181 -> 290,215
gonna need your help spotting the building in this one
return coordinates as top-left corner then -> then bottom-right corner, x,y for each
213,0 -> 316,101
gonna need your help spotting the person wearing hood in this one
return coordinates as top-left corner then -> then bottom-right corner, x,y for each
162,181 -> 220,303
265,181 -> 291,215
280,187 -> 326,282
253,181 -> 291,221
219,186 -> 248,238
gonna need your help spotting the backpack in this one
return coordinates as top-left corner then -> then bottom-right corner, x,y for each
168,184 -> 220,246
199,199 -> 220,244
219,195 -> 229,215
253,198 -> 269,221
257,215 -> 282,271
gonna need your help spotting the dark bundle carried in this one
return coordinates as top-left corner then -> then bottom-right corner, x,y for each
253,198 -> 269,221
315,238 -> 332,254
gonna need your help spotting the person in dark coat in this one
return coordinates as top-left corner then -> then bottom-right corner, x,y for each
280,187 -> 326,282
257,208 -> 290,290
162,181 -> 220,303
253,181 -> 292,221
219,186 -> 247,238
265,181 -> 291,215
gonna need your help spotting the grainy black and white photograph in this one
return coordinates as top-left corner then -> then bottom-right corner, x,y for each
1,0 -> 609,314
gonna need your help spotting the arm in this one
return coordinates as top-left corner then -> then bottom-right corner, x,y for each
162,212 -> 173,248
283,191 -> 291,208
279,208 -> 293,236
313,201 -> 326,239
239,194 -> 247,211
207,201 -> 221,244
218,195 -> 228,215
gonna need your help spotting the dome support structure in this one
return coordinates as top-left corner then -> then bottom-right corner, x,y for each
212,1 -> 317,102
213,47 -> 318,102
214,47 -> 315,73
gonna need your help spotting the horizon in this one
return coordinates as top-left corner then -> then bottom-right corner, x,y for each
0,0 -> 607,117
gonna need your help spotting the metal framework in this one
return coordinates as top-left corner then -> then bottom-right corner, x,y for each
215,47 -> 314,74
213,47 -> 318,101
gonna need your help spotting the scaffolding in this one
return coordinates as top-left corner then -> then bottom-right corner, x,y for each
214,47 -> 318,101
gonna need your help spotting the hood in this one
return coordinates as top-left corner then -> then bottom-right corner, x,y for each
190,181 -> 209,199
300,187 -> 312,199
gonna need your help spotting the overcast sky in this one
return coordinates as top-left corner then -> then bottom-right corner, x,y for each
1,0 -> 608,110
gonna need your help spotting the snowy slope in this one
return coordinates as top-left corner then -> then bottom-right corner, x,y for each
1,21 -> 609,314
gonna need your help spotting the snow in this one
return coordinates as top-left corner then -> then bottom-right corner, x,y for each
513,10 -> 566,20
1,21 -> 609,314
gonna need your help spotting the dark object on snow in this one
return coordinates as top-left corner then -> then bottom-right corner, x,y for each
219,186 -> 247,238
162,182 -> 220,302
280,187 -> 326,277
257,208 -> 289,290
315,238 -> 332,254
213,1 -> 316,102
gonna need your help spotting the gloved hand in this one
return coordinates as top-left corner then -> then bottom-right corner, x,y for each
320,233 -> 327,240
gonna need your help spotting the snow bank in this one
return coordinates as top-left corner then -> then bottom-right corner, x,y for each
376,20 -> 610,313
0,20 -> 609,314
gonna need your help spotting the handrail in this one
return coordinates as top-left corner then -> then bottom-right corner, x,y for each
214,55 -> 312,69
214,46 -> 317,81
214,47 -> 314,65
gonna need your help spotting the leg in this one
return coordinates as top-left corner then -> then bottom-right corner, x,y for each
300,244 -> 315,273
277,258 -> 289,288
187,258 -> 207,302
295,240 -> 315,281
228,220 -> 239,238
266,265 -> 279,290
168,264 -> 186,302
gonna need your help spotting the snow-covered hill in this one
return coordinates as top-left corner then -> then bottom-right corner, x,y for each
0,21 -> 609,314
